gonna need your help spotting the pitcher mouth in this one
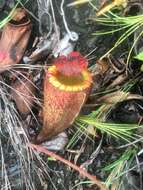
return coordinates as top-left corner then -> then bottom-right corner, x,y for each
9,8 -> 31,27
48,65 -> 92,92
10,16 -> 30,26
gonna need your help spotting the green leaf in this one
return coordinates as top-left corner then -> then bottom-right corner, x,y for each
134,51 -> 143,61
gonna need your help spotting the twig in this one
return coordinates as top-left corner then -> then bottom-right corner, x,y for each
60,0 -> 78,41
135,154 -> 143,190
28,143 -> 109,190
49,0 -> 60,42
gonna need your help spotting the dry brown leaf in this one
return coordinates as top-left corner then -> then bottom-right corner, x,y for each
11,77 -> 36,115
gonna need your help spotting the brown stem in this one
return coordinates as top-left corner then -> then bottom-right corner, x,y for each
28,143 -> 109,190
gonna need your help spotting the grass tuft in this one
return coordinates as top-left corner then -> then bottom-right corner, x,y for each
89,2 -> 143,63
76,113 -> 142,143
